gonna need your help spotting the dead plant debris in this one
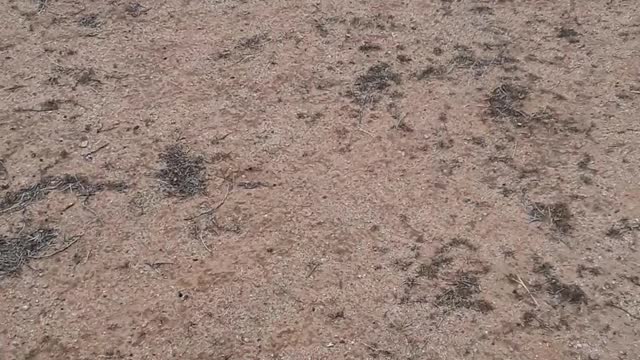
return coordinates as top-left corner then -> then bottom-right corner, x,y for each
0,229 -> 57,277
605,218 -> 640,238
529,202 -> 572,233
355,63 -> 401,95
125,2 -> 148,17
416,65 -> 445,80
417,238 -> 478,279
435,272 -> 494,313
534,261 -> 588,305
156,145 -> 206,197
0,175 -> 127,214
557,27 -> 580,43
79,14 -> 99,28
358,43 -> 382,52
237,34 -> 268,51
488,84 -> 529,120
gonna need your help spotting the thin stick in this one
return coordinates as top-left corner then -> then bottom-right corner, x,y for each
184,183 -> 232,221
607,302 -> 640,320
306,262 -> 321,278
198,233 -> 212,253
84,143 -> 109,159
31,235 -> 82,259
516,274 -> 539,307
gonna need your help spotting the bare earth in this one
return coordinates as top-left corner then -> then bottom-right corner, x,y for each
1,1 -> 639,359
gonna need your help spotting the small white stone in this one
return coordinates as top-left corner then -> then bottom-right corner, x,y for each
80,140 -> 89,148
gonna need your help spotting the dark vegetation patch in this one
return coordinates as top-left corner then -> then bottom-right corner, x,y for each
534,261 -> 588,305
78,14 -> 99,28
237,34 -> 269,51
577,264 -> 602,278
577,153 -> 594,171
0,175 -> 127,214
125,2 -> 148,17
156,145 -> 206,197
557,27 -> 580,43
358,43 -> 382,52
605,218 -> 640,238
488,84 -> 529,119
0,229 -> 57,277
355,63 -> 401,95
416,238 -> 478,279
74,68 -> 102,88
435,272 -> 494,313
396,54 -> 412,63
470,6 -> 493,14
528,202 -> 573,233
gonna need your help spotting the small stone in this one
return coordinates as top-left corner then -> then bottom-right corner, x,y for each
80,140 -> 89,148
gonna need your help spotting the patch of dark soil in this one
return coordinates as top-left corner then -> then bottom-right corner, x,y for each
0,229 -> 57,277
528,202 -> 572,233
488,84 -> 529,119
435,272 -> 494,313
156,145 -> 207,198
0,175 -> 127,214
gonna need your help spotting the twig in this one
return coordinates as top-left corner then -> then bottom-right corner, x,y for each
4,85 -> 25,92
96,123 -> 120,134
37,0 -> 48,14
516,274 -> 539,307
356,126 -> 374,137
607,301 -> 640,320
198,233 -> 212,253
145,261 -> 174,268
84,143 -> 109,160
61,202 -> 76,213
31,235 -> 82,259
184,183 -> 232,221
306,262 -> 321,278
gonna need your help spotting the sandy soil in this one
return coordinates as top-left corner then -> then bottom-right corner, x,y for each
1,1 -> 639,359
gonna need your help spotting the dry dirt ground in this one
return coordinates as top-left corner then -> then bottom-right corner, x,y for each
1,1 -> 640,359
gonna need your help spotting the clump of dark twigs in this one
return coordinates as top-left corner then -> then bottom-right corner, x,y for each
0,174 -> 127,214
156,145 -> 207,197
0,229 -> 57,277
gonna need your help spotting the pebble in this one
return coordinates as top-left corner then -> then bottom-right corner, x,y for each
80,140 -> 89,148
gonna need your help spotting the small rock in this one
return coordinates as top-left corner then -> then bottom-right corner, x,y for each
80,140 -> 89,148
